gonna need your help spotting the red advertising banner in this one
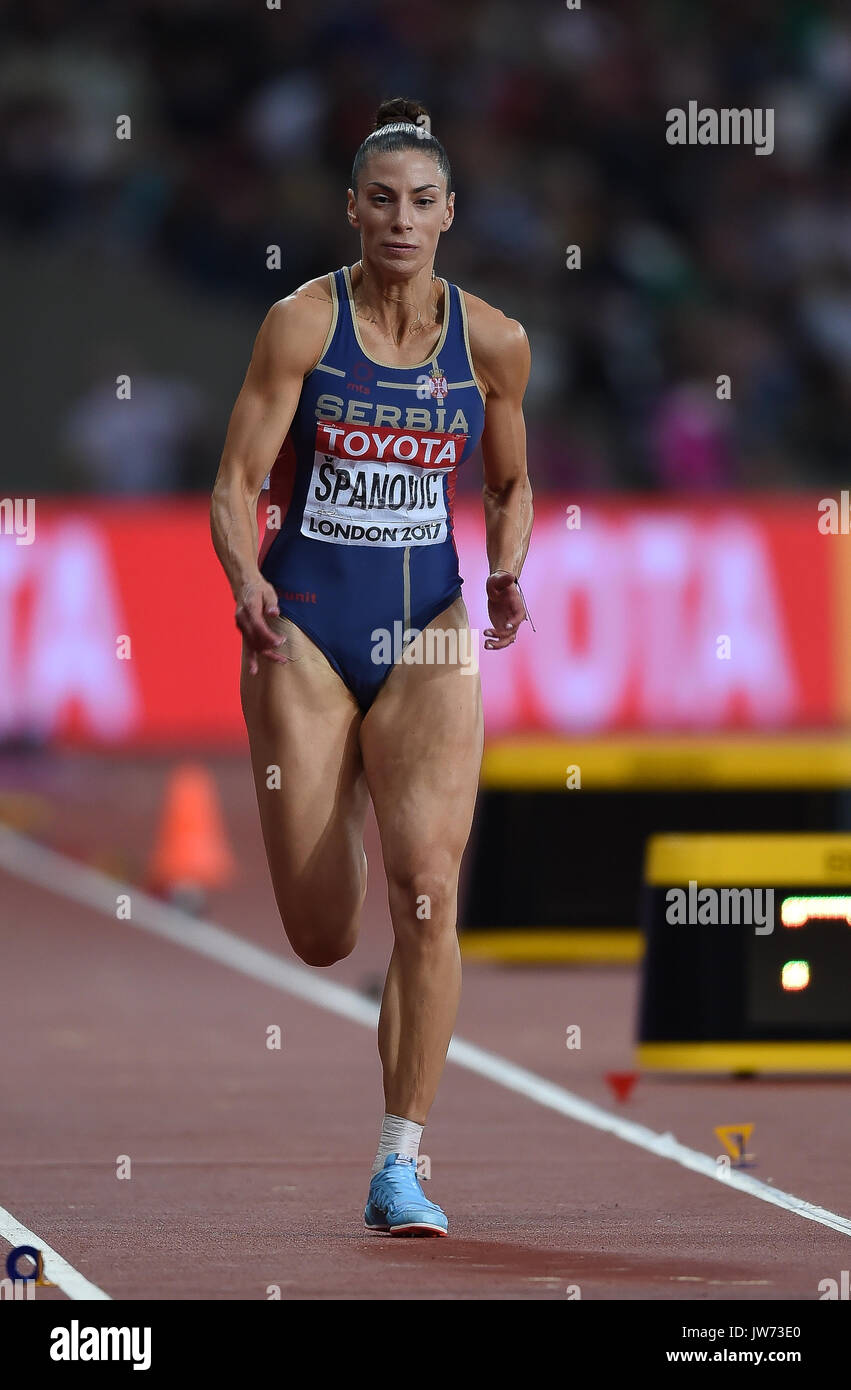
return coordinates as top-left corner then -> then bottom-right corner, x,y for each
0,496 -> 841,746
453,497 -> 838,734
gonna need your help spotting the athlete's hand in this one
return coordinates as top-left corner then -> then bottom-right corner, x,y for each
484,570 -> 526,650
235,577 -> 288,675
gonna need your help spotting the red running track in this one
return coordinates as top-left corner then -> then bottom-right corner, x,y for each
0,753 -> 849,1300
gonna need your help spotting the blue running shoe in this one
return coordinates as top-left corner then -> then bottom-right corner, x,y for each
363,1154 -> 448,1237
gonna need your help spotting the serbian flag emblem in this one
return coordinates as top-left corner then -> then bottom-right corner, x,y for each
428,371 -> 449,400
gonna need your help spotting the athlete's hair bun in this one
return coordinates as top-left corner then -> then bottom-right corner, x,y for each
374,97 -> 431,130
351,97 -> 450,196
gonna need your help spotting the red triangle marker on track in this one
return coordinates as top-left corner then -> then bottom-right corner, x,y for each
605,1071 -> 639,1103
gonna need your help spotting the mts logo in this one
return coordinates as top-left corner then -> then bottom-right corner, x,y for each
347,383 -> 371,395
818,1271 -> 850,1299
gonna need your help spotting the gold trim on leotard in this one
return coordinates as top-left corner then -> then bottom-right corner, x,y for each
457,287 -> 487,407
306,272 -> 339,377
342,264 -> 450,370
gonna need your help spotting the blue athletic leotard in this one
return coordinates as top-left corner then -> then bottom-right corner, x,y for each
259,265 -> 486,710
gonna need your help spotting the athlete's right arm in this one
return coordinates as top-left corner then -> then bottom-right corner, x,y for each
210,290 -> 330,675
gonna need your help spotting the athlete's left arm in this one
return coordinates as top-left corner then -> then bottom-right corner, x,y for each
469,300 -> 534,649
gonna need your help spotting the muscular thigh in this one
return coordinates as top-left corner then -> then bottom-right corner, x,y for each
240,613 -> 369,909
359,595 -> 484,880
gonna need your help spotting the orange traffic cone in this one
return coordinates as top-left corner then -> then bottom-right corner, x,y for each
148,764 -> 236,909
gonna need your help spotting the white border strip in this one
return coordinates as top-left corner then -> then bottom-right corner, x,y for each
2,825 -> 850,1240
0,1204 -> 110,1300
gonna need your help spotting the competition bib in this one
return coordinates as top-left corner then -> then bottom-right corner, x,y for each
302,421 -> 463,548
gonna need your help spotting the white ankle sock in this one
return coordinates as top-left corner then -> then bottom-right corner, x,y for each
372,1113 -> 423,1176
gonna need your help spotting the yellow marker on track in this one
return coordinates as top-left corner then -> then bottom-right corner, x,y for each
714,1124 -> 756,1168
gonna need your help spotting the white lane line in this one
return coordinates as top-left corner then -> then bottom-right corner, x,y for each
3,825 -> 851,1240
0,1205 -> 111,1300
444,1036 -> 851,1234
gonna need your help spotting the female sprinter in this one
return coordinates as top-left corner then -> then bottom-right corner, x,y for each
210,97 -> 532,1237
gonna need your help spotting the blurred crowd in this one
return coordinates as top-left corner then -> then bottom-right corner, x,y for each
2,0 -> 850,494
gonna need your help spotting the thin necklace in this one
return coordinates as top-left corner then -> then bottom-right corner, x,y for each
353,261 -> 438,341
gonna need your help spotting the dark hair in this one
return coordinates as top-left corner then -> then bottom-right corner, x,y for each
351,97 -> 452,198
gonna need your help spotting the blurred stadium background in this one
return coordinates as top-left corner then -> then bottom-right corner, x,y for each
4,0 -> 851,498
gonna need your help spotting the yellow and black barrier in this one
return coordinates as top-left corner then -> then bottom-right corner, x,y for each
637,832 -> 851,1072
460,737 -> 851,966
